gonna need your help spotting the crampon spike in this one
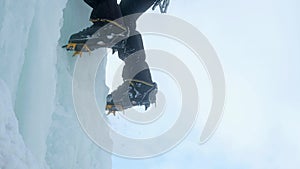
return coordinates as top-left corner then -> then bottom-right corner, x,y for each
82,44 -> 91,54
65,43 -> 77,50
72,51 -> 83,57
107,110 -> 116,116
105,104 -> 125,116
145,104 -> 149,111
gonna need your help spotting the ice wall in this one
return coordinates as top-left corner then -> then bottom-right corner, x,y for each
0,0 -> 111,168
14,0 -> 67,167
0,79 -> 40,169
0,0 -> 37,102
45,0 -> 112,168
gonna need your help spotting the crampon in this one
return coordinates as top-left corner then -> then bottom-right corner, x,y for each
105,80 -> 158,116
62,18 -> 129,56
62,39 -> 127,57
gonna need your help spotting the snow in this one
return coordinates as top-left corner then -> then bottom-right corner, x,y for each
0,0 -> 111,168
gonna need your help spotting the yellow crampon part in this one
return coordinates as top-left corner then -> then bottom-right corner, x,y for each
106,104 -> 124,116
65,43 -> 77,50
65,43 -> 92,57
82,44 -> 92,53
107,110 -> 116,116
72,51 -> 83,57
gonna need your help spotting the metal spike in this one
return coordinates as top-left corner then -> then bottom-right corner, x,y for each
107,110 -> 116,116
112,48 -> 117,54
83,44 -> 91,54
72,51 -> 82,57
66,43 -> 77,50
145,104 -> 150,111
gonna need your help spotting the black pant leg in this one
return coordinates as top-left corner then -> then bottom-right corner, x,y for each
84,0 -> 101,8
120,0 -> 157,16
90,0 -> 123,20
118,0 -> 157,83
85,0 -> 155,83
119,32 -> 153,83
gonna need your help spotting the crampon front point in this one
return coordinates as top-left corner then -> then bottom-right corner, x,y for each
62,43 -> 100,56
105,104 -> 125,116
105,80 -> 158,116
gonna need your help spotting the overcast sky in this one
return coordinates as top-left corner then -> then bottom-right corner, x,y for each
107,0 -> 300,168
